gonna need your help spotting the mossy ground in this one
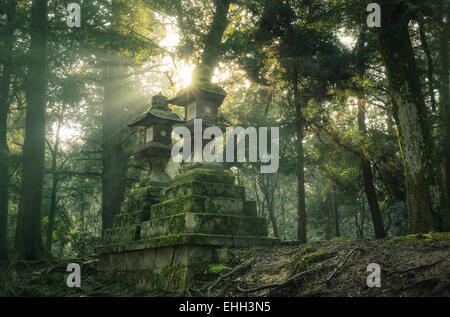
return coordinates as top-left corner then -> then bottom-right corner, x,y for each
1,232 -> 449,297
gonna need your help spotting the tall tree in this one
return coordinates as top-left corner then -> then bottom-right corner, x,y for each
100,0 -> 130,233
201,0 -> 232,79
377,1 -> 445,233
101,52 -> 129,232
292,71 -> 307,243
14,0 -> 48,260
45,105 -> 65,251
355,28 -> 385,238
437,3 -> 450,230
0,0 -> 16,261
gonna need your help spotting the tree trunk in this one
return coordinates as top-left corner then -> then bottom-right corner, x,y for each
357,98 -> 386,238
45,111 -> 63,251
267,202 -> 279,238
0,0 -> 16,261
293,71 -> 307,243
79,195 -> 86,256
418,20 -> 436,112
14,0 -> 48,261
356,198 -> 366,239
201,0 -> 232,79
260,174 -> 280,238
378,2 -> 444,233
265,181 -> 280,238
101,53 -> 129,233
332,189 -> 340,237
0,66 -> 11,262
280,191 -> 286,239
438,8 -> 450,231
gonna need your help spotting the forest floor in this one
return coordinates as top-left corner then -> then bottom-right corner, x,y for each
0,232 -> 449,297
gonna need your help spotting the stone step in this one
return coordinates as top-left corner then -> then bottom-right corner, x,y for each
171,168 -> 235,186
243,200 -> 257,217
113,210 -> 150,227
151,195 -> 248,218
96,233 -> 280,254
103,224 -> 140,244
120,186 -> 163,214
161,181 -> 245,201
120,199 -> 155,215
140,213 -> 267,239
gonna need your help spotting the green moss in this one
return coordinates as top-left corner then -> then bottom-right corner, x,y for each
172,168 -> 235,185
302,285 -> 327,297
151,194 -> 209,219
162,181 -> 245,201
159,264 -> 187,290
101,233 -> 278,253
390,232 -> 450,242
302,251 -> 331,265
302,245 -> 317,254
295,251 -> 334,272
330,237 -> 349,242
141,212 -> 267,238
207,263 -> 227,274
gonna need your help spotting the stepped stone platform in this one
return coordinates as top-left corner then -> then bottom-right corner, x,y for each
97,168 -> 280,290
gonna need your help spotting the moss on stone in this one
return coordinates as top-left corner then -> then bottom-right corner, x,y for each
159,263 -> 187,290
141,212 -> 268,238
172,168 -> 235,185
100,233 -> 279,253
162,181 -> 245,201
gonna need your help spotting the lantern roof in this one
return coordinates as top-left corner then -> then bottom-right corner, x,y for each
128,93 -> 183,130
167,65 -> 226,107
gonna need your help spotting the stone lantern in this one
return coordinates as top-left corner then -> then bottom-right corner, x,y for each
128,93 -> 183,186
168,64 -> 226,168
168,64 -> 226,127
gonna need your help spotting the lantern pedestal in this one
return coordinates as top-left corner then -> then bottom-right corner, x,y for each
97,167 -> 279,291
134,142 -> 172,187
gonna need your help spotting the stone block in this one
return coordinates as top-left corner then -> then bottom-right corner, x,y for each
140,213 -> 268,238
171,168 -> 235,186
103,224 -> 140,244
113,210 -> 150,227
150,195 -> 246,219
243,200 -> 257,217
162,181 -> 245,200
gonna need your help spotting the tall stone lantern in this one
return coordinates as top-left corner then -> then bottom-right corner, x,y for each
168,64 -> 226,168
128,93 -> 183,186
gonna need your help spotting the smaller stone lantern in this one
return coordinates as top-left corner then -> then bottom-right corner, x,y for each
128,93 -> 183,186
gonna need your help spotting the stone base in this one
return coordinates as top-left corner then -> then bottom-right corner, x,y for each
97,235 -> 279,291
97,167 -> 278,291
98,245 -> 214,291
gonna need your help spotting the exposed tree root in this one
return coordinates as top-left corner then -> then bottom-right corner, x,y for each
382,257 -> 449,275
236,266 -> 330,293
187,259 -> 254,297
323,248 -> 365,284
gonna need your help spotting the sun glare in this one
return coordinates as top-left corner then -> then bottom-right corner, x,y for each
157,18 -> 196,89
53,121 -> 82,148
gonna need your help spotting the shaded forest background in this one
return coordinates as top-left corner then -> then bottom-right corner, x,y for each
0,0 -> 449,263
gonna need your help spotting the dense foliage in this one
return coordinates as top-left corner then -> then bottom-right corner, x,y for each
0,0 -> 448,261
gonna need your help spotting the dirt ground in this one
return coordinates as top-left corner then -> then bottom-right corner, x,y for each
1,232 -> 449,297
